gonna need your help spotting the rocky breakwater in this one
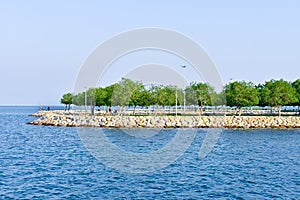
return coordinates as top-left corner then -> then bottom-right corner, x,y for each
28,110 -> 300,128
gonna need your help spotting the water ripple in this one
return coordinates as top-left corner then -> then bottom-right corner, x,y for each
0,107 -> 299,199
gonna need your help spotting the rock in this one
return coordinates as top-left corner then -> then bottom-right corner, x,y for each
27,110 -> 300,129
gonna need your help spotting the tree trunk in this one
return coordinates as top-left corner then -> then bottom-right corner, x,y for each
223,106 -> 227,117
278,106 -> 281,117
154,105 -> 158,116
120,106 -> 125,115
90,100 -> 95,116
199,106 -> 203,115
119,106 -> 123,115
91,105 -> 95,116
133,105 -> 136,115
233,107 -> 238,116
238,107 -> 242,116
270,106 -> 273,114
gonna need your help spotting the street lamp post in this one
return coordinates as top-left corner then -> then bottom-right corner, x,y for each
183,89 -> 186,113
181,65 -> 187,114
175,86 -> 178,117
84,86 -> 87,112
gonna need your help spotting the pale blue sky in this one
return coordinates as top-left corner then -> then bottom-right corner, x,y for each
0,0 -> 299,105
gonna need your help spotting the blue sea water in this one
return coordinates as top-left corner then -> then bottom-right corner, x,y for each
0,106 -> 299,199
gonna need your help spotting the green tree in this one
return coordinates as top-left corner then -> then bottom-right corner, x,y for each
73,92 -> 85,106
103,84 -> 116,112
110,78 -> 147,114
95,86 -> 115,112
60,93 -> 73,110
129,83 -> 149,114
111,78 -> 129,108
86,88 -> 96,115
72,92 -> 82,106
291,79 -> 300,114
157,86 -> 176,107
225,81 -> 259,116
61,78 -> 300,117
148,85 -> 177,114
185,85 -> 197,106
212,91 -> 226,106
190,82 -> 214,114
148,85 -> 161,109
259,79 -> 297,116
95,87 -> 108,108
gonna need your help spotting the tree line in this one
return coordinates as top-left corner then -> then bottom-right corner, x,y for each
61,78 -> 300,116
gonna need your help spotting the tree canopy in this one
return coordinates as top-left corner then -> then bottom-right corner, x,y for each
259,79 -> 297,107
61,78 -> 299,115
259,79 -> 297,115
60,93 -> 73,110
292,79 -> 300,106
225,81 -> 259,108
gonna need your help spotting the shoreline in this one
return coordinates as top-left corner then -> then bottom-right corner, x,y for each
28,110 -> 300,129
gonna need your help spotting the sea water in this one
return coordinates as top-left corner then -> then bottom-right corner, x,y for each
0,106 -> 299,199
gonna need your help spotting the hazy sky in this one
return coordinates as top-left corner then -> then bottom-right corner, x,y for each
0,0 -> 299,105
